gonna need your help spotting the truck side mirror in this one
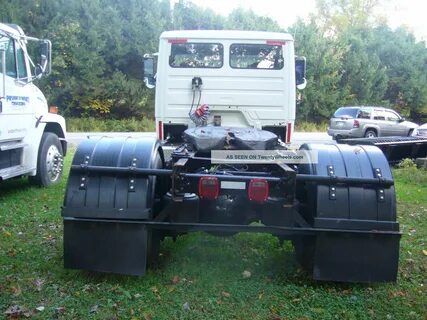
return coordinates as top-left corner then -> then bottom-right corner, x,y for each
143,56 -> 156,89
295,56 -> 306,90
35,40 -> 51,78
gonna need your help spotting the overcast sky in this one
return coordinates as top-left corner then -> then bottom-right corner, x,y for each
180,0 -> 427,41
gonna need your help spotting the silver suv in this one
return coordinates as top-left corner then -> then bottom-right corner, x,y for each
327,106 -> 418,139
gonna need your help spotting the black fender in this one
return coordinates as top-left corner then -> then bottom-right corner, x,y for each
63,136 -> 164,219
62,136 -> 164,276
298,143 -> 397,228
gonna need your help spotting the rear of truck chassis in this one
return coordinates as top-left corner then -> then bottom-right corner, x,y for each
62,137 -> 400,283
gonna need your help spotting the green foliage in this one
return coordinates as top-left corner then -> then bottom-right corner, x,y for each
295,120 -> 329,132
397,158 -> 417,169
1,0 -> 426,123
66,117 -> 155,132
226,8 -> 283,31
292,19 -> 345,121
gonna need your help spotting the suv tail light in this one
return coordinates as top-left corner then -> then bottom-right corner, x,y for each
198,177 -> 219,200
353,120 -> 360,128
248,179 -> 269,203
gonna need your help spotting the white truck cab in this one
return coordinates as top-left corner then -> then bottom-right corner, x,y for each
0,23 -> 66,186
144,30 -> 306,145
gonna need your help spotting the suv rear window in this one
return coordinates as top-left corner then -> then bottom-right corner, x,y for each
333,107 -> 359,118
169,43 -> 223,68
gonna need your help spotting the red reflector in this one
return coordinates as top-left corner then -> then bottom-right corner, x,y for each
158,121 -> 163,140
248,179 -> 269,203
49,105 -> 58,114
199,177 -> 219,200
353,120 -> 360,128
168,38 -> 188,44
266,40 -> 286,46
286,122 -> 292,143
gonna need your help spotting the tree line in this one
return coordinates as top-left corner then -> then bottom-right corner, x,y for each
1,0 -> 426,122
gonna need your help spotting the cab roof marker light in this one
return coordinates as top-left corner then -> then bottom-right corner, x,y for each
168,39 -> 188,44
266,40 -> 286,46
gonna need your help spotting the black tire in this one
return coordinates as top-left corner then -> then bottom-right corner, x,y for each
364,129 -> 377,138
29,132 -> 64,187
408,129 -> 414,136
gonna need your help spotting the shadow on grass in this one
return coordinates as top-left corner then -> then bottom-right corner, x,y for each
0,177 -> 35,198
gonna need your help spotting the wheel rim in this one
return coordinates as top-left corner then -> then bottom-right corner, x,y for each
366,132 -> 376,138
46,145 -> 63,182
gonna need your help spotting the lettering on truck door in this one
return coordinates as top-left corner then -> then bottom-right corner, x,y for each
0,36 -> 33,141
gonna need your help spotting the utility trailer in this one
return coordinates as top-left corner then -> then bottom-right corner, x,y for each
62,31 -> 400,282
338,136 -> 427,164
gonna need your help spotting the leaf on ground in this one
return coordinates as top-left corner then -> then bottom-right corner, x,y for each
89,305 -> 99,314
109,284 -> 120,292
55,307 -> 65,315
34,278 -> 45,291
171,275 -> 180,284
4,305 -> 31,318
182,302 -> 190,311
35,306 -> 45,312
167,286 -> 176,293
422,249 -> 427,256
143,313 -> 153,320
151,287 -> 161,299
242,270 -> 251,278
221,291 -> 230,298
11,285 -> 21,297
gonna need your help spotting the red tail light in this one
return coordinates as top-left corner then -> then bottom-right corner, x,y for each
248,179 -> 269,203
198,177 -> 219,200
353,120 -> 360,128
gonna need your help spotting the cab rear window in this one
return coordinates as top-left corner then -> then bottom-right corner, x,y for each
230,44 -> 284,69
169,43 -> 223,68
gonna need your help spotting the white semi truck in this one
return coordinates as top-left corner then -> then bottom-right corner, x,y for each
0,23 -> 66,186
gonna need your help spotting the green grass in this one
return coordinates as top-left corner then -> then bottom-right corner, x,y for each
0,153 -> 426,319
66,117 -> 155,132
294,121 -> 329,132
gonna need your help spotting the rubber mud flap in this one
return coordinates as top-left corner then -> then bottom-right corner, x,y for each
64,220 -> 149,276
312,232 -> 400,283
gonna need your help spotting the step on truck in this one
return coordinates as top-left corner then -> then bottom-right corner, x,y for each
0,23 -> 66,186
62,31 -> 400,282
